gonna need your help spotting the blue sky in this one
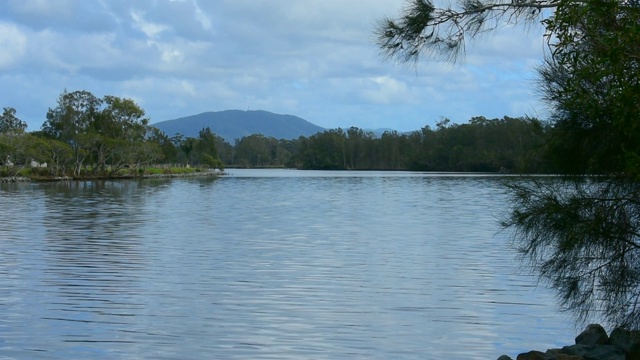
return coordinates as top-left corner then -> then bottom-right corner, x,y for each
0,0 -> 548,133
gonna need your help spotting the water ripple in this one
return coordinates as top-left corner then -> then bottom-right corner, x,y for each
0,171 -> 573,359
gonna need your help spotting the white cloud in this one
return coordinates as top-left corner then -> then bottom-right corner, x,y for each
0,23 -> 27,69
192,0 -> 212,31
0,0 -> 548,132
180,80 -> 197,97
158,45 -> 183,64
362,76 -> 412,105
130,10 -> 167,39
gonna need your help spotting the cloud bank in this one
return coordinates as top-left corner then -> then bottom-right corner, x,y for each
0,0 -> 547,132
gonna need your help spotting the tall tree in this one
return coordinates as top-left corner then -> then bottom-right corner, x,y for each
234,134 -> 287,168
42,90 -> 102,140
42,90 -> 102,176
0,107 -> 27,134
377,0 -> 640,328
147,127 -> 178,163
93,95 -> 150,173
0,107 -> 29,175
538,0 -> 640,174
194,127 -> 224,170
506,0 -> 640,328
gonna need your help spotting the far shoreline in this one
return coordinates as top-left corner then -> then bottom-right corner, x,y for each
0,169 -> 225,183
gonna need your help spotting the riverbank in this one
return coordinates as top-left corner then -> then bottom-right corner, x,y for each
498,324 -> 640,360
0,176 -> 35,183
0,170 -> 224,183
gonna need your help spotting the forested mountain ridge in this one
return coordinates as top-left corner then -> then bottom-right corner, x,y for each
153,110 -> 325,143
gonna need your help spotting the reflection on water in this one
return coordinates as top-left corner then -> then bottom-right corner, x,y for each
0,170 -> 572,359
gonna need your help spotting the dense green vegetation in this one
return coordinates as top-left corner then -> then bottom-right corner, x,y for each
1,88 -> 557,176
0,90 -> 224,178
287,116 -> 547,172
0,92 -> 555,176
377,0 -> 640,330
145,115 -> 550,172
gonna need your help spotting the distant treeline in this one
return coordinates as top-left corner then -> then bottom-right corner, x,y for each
0,89 -> 555,177
212,116 -> 551,173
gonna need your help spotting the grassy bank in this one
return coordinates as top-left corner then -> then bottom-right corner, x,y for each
0,166 -> 224,182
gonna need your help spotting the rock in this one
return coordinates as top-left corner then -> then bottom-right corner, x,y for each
576,324 -> 610,346
517,350 -> 546,360
0,176 -> 31,183
561,344 -> 596,358
141,171 -> 219,179
546,348 -> 585,360
588,345 -> 625,360
553,355 -> 585,360
609,328 -> 640,353
628,343 -> 640,360
500,325 -> 640,360
554,344 -> 623,360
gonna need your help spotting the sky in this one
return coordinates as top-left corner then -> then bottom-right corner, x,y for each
0,0 -> 549,133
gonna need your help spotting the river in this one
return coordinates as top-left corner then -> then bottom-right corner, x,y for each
0,169 -> 573,359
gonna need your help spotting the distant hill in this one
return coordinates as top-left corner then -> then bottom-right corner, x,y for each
152,110 -> 325,143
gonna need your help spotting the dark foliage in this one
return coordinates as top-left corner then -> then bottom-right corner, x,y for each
377,0 -> 640,329
503,177 -> 640,328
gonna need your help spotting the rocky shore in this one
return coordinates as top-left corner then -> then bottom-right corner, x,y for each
498,324 -> 640,360
140,170 -> 223,179
0,176 -> 32,183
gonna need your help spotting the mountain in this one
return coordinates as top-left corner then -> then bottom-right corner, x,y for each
152,110 -> 325,143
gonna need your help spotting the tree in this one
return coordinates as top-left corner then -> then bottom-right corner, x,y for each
0,133 -> 53,176
0,107 -> 29,175
98,96 -> 148,138
93,95 -> 150,174
376,0 -> 554,63
377,0 -> 640,328
44,138 -> 74,177
506,1 -> 640,329
42,90 -> 101,140
42,90 -> 102,176
214,136 -> 234,166
39,90 -> 158,176
503,176 -> 640,328
379,130 -> 404,169
131,140 -> 163,171
234,134 -> 287,168
147,127 -> 178,163
538,1 -> 640,175
180,137 -> 197,165
0,107 -> 27,134
295,129 -> 347,170
194,127 -> 224,170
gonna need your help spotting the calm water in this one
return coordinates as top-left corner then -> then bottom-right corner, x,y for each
0,169 -> 573,359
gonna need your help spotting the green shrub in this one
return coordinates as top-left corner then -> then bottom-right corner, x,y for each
16,168 -> 31,176
31,167 -> 50,177
144,167 -> 163,175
